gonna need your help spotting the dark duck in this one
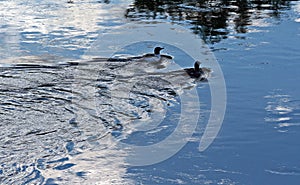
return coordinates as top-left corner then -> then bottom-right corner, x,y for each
143,47 -> 164,57
184,61 -> 210,80
108,47 -> 172,62
139,47 -> 172,62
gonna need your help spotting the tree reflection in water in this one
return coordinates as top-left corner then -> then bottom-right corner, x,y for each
125,0 -> 292,43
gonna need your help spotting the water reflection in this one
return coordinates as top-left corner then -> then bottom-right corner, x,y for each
265,89 -> 300,132
0,54 -> 200,183
0,0 -> 129,60
293,1 -> 300,22
125,0 -> 293,43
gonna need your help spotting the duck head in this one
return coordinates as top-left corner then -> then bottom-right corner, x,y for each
154,47 -> 164,55
194,61 -> 201,71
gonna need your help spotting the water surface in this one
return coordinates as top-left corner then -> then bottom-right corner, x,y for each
1,0 -> 300,184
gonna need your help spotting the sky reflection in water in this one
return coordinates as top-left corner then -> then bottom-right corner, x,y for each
0,0 -> 129,60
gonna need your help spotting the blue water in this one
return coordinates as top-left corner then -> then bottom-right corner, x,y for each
1,0 -> 300,184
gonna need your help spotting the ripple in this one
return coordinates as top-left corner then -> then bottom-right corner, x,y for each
264,90 -> 300,132
0,54 -> 204,183
266,166 -> 300,176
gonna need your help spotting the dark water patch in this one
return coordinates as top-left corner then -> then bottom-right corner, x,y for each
53,163 -> 75,170
66,141 -> 75,153
45,178 -> 59,185
75,171 -> 87,177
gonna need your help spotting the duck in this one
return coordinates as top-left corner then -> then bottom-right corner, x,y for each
137,47 -> 173,62
143,47 -> 164,58
107,47 -> 173,62
184,61 -> 210,80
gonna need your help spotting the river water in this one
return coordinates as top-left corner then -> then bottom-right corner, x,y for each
1,0 -> 300,185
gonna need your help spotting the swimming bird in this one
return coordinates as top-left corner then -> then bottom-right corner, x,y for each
184,61 -> 210,80
138,47 -> 173,62
107,47 -> 172,62
143,47 -> 164,57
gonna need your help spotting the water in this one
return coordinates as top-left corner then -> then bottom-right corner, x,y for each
1,0 -> 300,184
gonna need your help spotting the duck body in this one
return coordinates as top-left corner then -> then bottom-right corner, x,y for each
140,53 -> 161,62
184,61 -> 210,80
126,47 -> 173,62
138,47 -> 172,62
184,67 -> 203,78
142,47 -> 172,59
108,47 -> 172,62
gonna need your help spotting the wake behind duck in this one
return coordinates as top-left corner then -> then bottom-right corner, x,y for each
104,47 -> 211,81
